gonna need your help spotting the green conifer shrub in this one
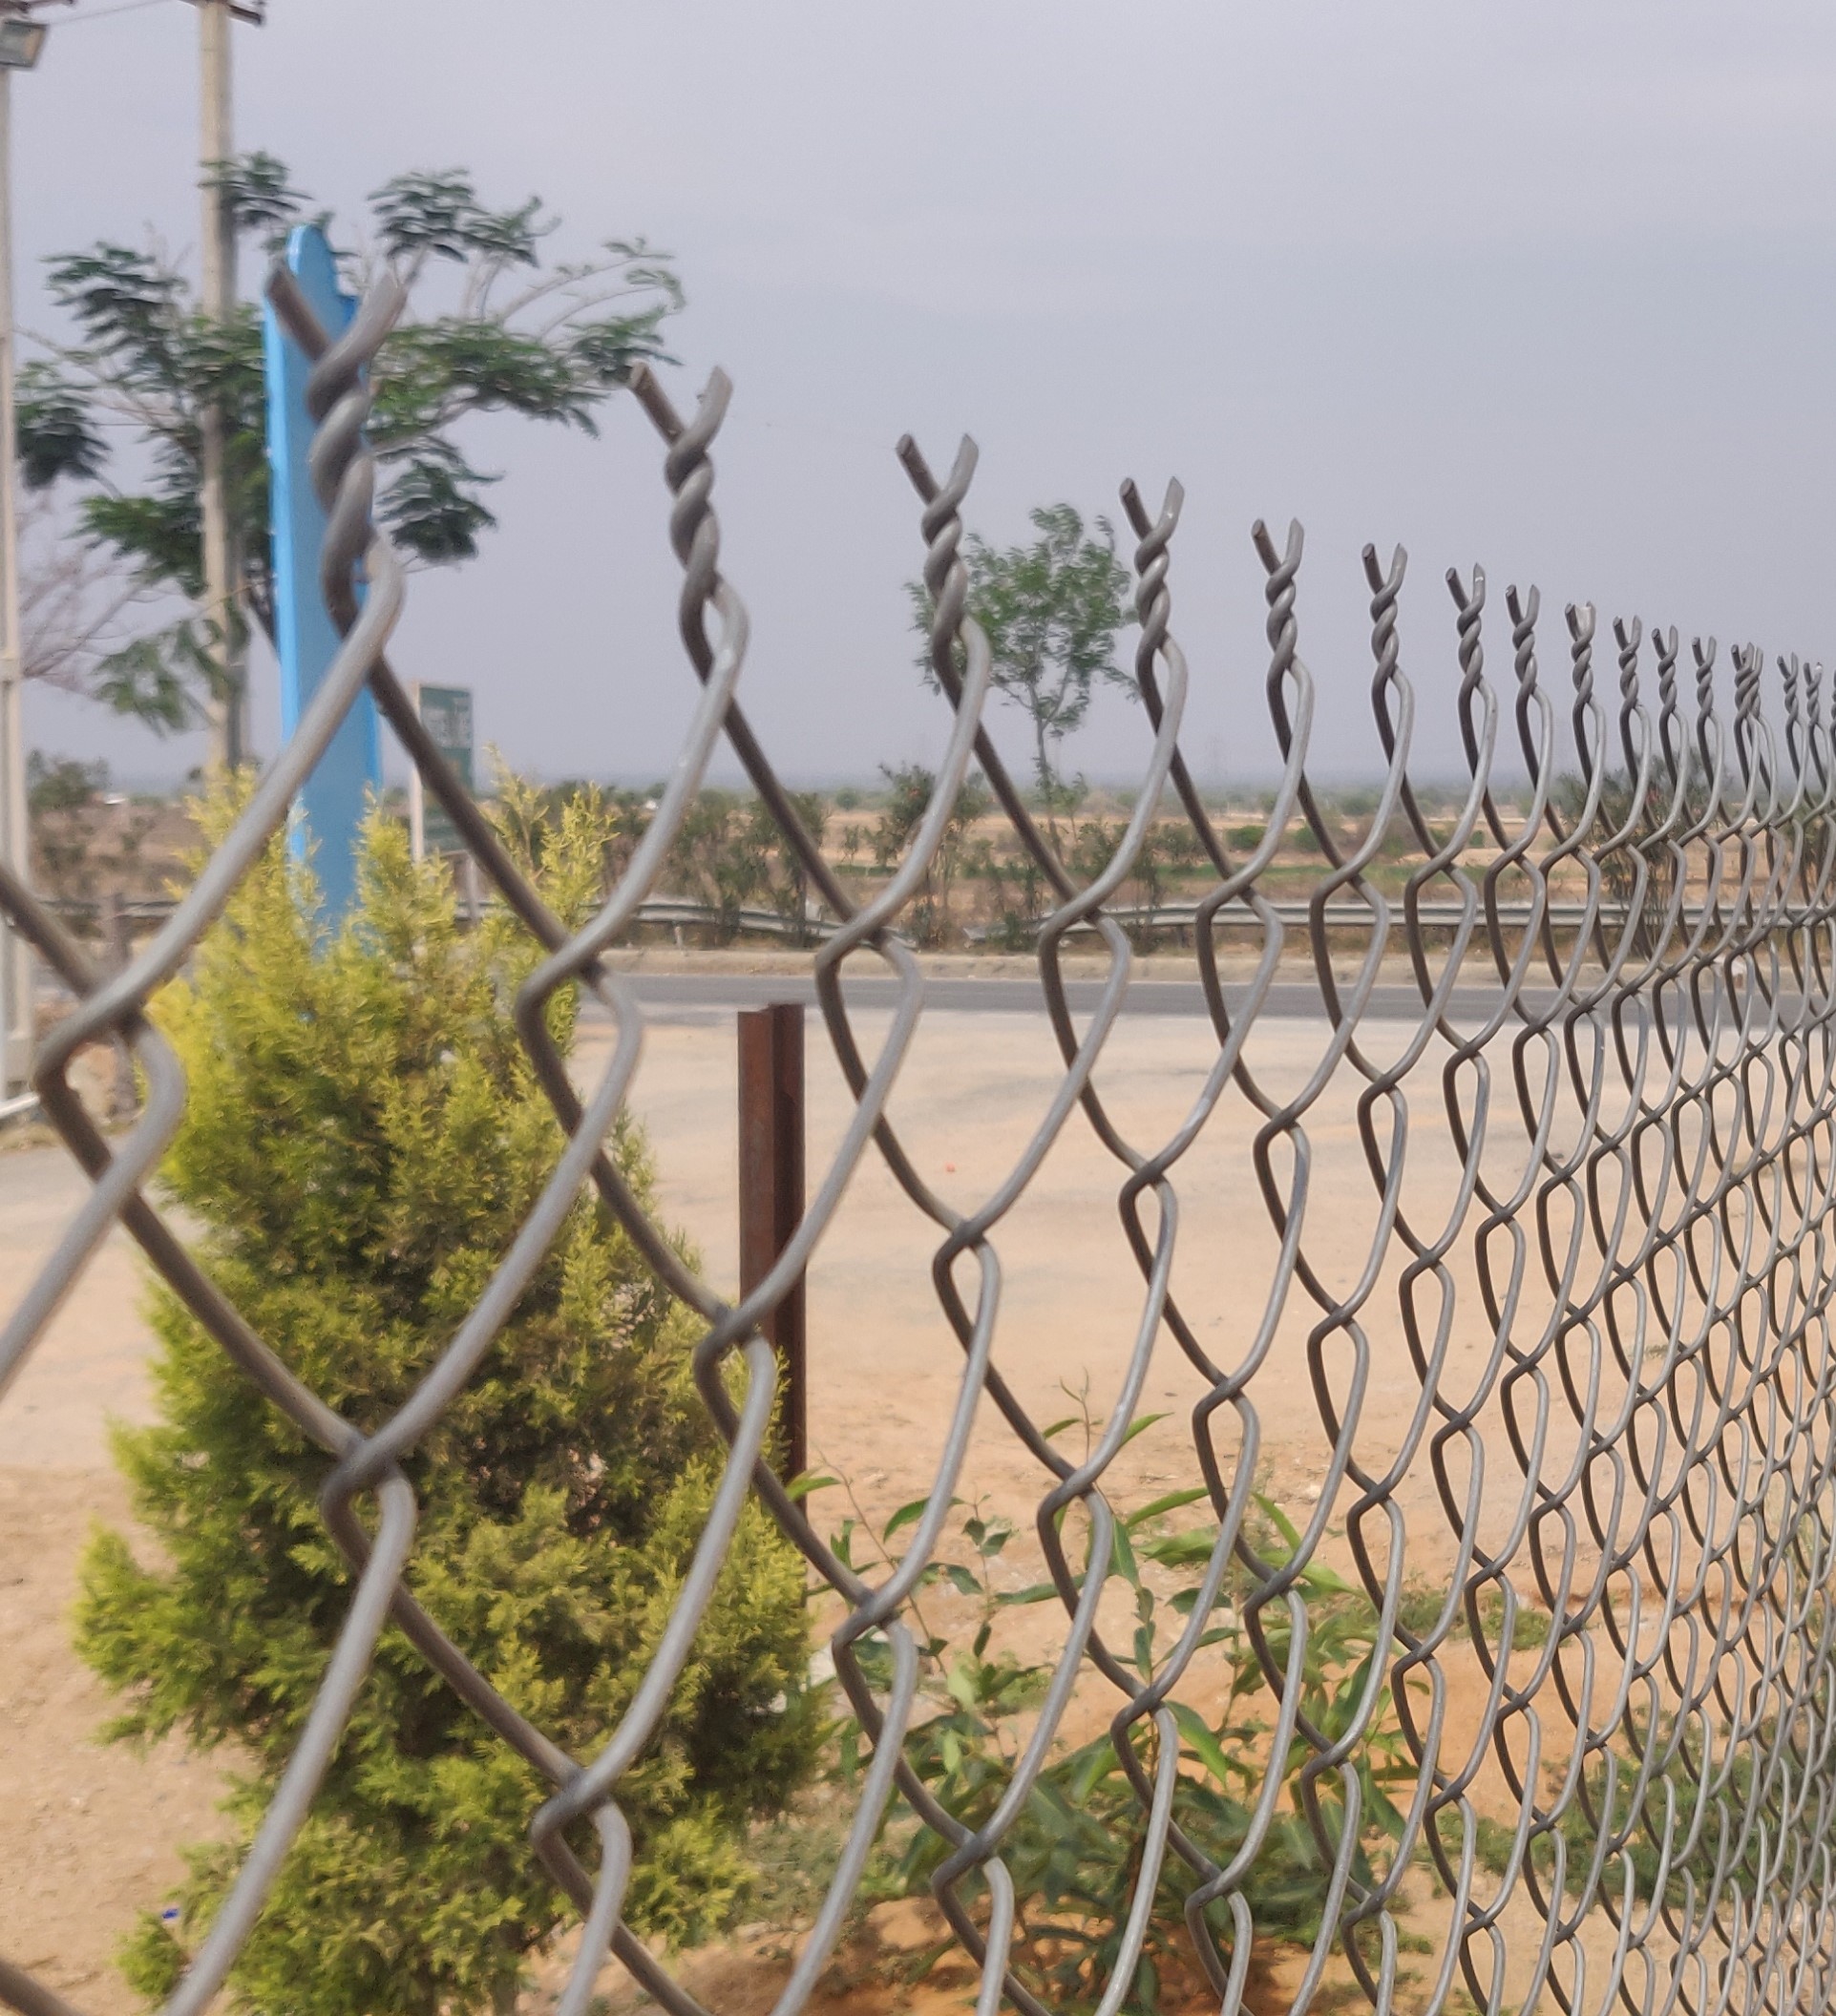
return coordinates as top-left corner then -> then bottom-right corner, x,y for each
75,787 -> 815,2015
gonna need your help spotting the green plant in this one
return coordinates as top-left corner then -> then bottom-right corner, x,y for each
76,782 -> 815,2016
1129,820 -> 1205,927
822,1418 -> 1420,2016
1063,815 -> 1207,947
658,789 -> 828,945
489,772 -> 658,902
1546,1728 -> 1758,1913
753,790 -> 830,946
26,751 -> 158,929
1428,1811 -> 1519,1886
26,748 -> 108,813
1550,765 -> 1694,960
873,764 -> 989,947
1393,1578 -> 1551,1652
976,863 -> 1032,950
1423,1708 -> 1761,1916
662,788 -> 768,940
1067,813 -> 1125,891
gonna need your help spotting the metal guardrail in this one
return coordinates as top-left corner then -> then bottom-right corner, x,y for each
26,885 -> 1710,948
5,258 -> 1836,2016
35,892 -> 841,941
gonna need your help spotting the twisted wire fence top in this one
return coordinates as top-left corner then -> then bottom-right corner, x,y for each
5,262 -> 1836,2016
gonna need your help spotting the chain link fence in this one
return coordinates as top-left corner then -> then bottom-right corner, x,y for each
6,265 -> 1836,2016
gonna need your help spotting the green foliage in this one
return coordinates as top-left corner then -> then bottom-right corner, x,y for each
1550,765 -> 1696,957
978,849 -> 1052,952
90,623 -> 221,734
1064,814 -> 1207,943
26,753 -> 160,931
14,359 -> 106,490
75,785 -> 815,2016
208,151 -> 323,254
1392,1578 -> 1550,1653
1550,1735 -> 1755,1913
26,748 -> 108,814
490,774 -> 660,904
1426,1732 -> 1754,1917
21,159 -> 681,730
824,1424 -> 1420,2016
909,504 -> 1135,806
871,764 -> 989,947
662,788 -> 829,945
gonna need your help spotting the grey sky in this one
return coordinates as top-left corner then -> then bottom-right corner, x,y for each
19,0 -> 1836,791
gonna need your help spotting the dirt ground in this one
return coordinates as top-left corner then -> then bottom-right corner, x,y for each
2,975 -> 1634,2011
0,1129 -> 230,2011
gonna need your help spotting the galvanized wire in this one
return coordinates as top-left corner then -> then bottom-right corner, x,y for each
6,262 -> 1836,2016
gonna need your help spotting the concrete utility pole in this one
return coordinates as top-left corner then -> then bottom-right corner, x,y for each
0,6 -> 49,1102
196,0 -> 243,770
0,64 -> 25,1098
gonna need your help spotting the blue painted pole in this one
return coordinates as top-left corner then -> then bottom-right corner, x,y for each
263,223 -> 381,921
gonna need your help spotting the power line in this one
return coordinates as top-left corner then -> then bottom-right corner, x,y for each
58,0 -> 178,27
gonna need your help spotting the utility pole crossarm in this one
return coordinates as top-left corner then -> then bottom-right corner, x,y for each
182,3 -> 265,31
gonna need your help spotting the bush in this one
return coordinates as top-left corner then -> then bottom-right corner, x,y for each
76,786 -> 816,2016
28,750 -> 161,932
661,788 -> 829,945
872,764 -> 988,948
828,1430 -> 1419,2016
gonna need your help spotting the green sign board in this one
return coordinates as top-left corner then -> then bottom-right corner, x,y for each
411,683 -> 475,858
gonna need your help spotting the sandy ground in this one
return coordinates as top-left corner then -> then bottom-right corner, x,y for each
0,1139 -> 229,2011
1,992 -> 1648,2010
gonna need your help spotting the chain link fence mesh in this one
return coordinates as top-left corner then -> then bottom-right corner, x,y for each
6,267 -> 1836,2016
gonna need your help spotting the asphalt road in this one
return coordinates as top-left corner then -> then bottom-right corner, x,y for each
600,969 -> 1542,1026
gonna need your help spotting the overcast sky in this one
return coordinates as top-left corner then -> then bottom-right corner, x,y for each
18,0 -> 1836,792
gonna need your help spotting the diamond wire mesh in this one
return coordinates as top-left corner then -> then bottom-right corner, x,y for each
5,268 -> 1836,2016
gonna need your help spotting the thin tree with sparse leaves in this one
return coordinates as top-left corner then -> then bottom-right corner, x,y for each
908,502 -> 1134,825
18,155 -> 682,732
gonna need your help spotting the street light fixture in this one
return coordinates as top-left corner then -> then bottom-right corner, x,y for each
0,17 -> 44,66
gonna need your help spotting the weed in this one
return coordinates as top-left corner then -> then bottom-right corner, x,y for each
816,1412 -> 1427,2015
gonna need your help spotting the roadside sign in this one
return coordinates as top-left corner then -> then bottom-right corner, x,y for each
264,223 -> 381,919
410,683 -> 475,859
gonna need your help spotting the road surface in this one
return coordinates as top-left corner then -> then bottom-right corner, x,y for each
601,969 -> 1546,1026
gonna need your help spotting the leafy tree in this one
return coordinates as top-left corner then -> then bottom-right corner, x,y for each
909,503 -> 1134,819
75,785 -> 815,2014
19,156 -> 682,731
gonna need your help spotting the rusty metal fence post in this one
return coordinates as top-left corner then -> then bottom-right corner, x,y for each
738,999 -> 806,1480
